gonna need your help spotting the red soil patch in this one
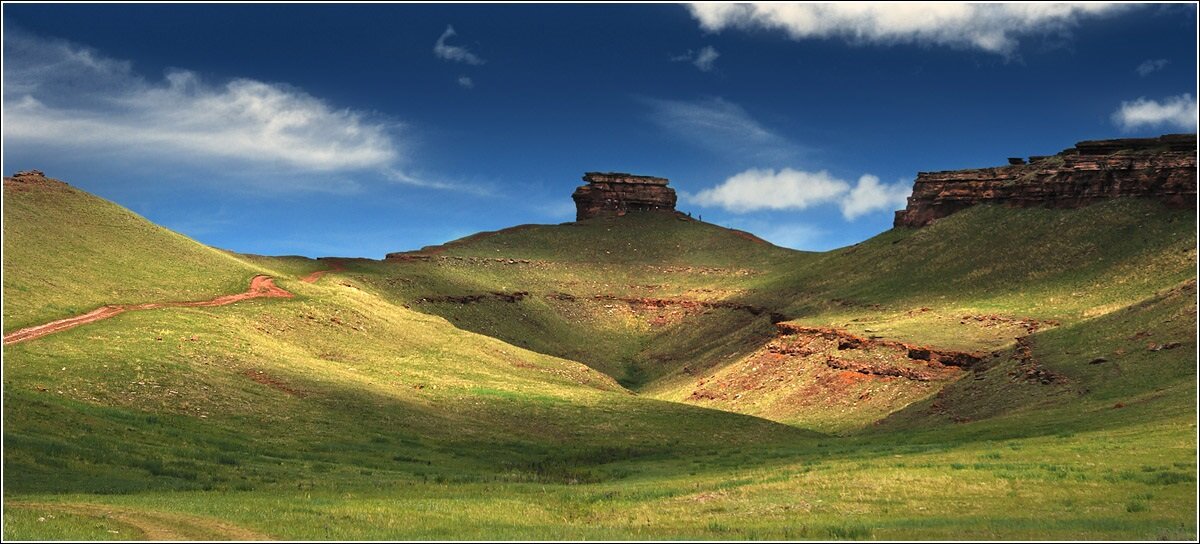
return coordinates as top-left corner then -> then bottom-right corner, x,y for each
776,323 -> 985,368
300,259 -> 346,284
833,370 -> 872,386
3,275 -> 292,346
687,324 -> 966,409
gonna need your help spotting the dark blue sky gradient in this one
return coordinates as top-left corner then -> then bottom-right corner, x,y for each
3,4 -> 1196,257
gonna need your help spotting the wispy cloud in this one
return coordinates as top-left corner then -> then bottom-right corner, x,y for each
671,45 -> 720,72
1135,58 -> 1169,77
641,96 -> 801,161
3,29 -> 487,195
457,75 -> 475,89
384,168 -> 494,196
4,30 -> 398,173
433,25 -> 485,65
1111,94 -> 1198,132
688,168 -> 910,220
686,3 -> 1124,55
693,46 -> 720,72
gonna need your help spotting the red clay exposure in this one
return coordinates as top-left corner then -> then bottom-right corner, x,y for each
2,275 -> 292,346
299,260 -> 346,284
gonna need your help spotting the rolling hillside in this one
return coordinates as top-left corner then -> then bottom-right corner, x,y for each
346,200 -> 1195,432
2,174 -> 264,332
2,176 -> 1195,540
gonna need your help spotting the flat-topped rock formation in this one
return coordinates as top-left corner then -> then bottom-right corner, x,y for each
572,172 -> 677,221
894,134 -> 1198,228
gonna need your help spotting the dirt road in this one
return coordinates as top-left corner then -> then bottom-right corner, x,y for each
8,502 -> 272,540
3,275 -> 292,346
299,259 -> 346,283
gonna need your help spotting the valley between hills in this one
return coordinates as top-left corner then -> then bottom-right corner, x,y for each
2,136 -> 1197,540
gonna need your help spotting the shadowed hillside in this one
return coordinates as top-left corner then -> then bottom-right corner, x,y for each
347,200 -> 1195,433
3,171 -> 1195,540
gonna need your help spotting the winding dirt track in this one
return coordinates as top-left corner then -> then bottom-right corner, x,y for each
3,275 -> 292,346
9,502 -> 272,540
299,259 -> 346,283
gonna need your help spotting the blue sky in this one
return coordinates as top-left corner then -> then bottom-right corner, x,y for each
3,3 -> 1197,258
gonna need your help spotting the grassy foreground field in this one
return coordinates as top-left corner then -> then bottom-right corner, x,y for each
3,175 -> 1196,540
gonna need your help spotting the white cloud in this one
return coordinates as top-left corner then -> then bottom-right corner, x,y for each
840,174 -> 911,220
3,31 -> 399,174
689,167 -> 850,213
641,96 -> 800,161
1111,94 -> 1198,132
1135,58 -> 1169,77
686,3 -> 1123,55
3,30 -> 492,195
384,168 -> 494,196
672,46 -> 720,72
433,25 -> 485,65
694,45 -> 720,71
688,168 -> 910,220
457,75 -> 475,89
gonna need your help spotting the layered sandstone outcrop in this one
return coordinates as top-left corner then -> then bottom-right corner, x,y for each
572,172 -> 677,221
894,134 -> 1198,228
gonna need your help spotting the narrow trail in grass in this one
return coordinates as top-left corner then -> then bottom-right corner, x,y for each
10,502 -> 272,540
3,275 -> 292,346
299,259 -> 346,283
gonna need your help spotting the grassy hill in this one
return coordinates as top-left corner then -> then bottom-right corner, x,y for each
2,182 -> 1195,540
646,200 -> 1196,429
344,201 -> 1195,432
353,213 -> 801,383
2,175 -> 264,332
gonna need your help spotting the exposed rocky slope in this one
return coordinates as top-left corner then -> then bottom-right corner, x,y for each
572,172 -> 677,220
895,133 -> 1197,227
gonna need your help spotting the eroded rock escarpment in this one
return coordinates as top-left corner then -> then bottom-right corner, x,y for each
894,134 -> 1198,227
572,172 -> 677,220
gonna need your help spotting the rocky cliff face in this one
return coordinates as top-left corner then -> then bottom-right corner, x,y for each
572,172 -> 677,221
894,134 -> 1198,228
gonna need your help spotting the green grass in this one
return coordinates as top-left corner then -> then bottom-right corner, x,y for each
2,177 -> 264,332
3,506 -> 144,540
3,189 -> 1196,540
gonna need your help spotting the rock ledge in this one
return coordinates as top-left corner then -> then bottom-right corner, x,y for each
894,134 -> 1197,227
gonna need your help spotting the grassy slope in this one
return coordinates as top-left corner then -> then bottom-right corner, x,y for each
2,176 -> 263,332
4,274 -> 802,492
646,200 -> 1197,429
349,213 -> 800,383
3,192 -> 1196,539
346,201 -> 1195,432
769,199 -> 1196,321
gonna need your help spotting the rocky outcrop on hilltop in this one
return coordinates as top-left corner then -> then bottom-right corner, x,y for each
894,134 -> 1198,228
4,170 -> 71,193
572,172 -> 677,221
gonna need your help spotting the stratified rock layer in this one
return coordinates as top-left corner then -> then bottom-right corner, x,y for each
894,134 -> 1198,228
572,172 -> 677,221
